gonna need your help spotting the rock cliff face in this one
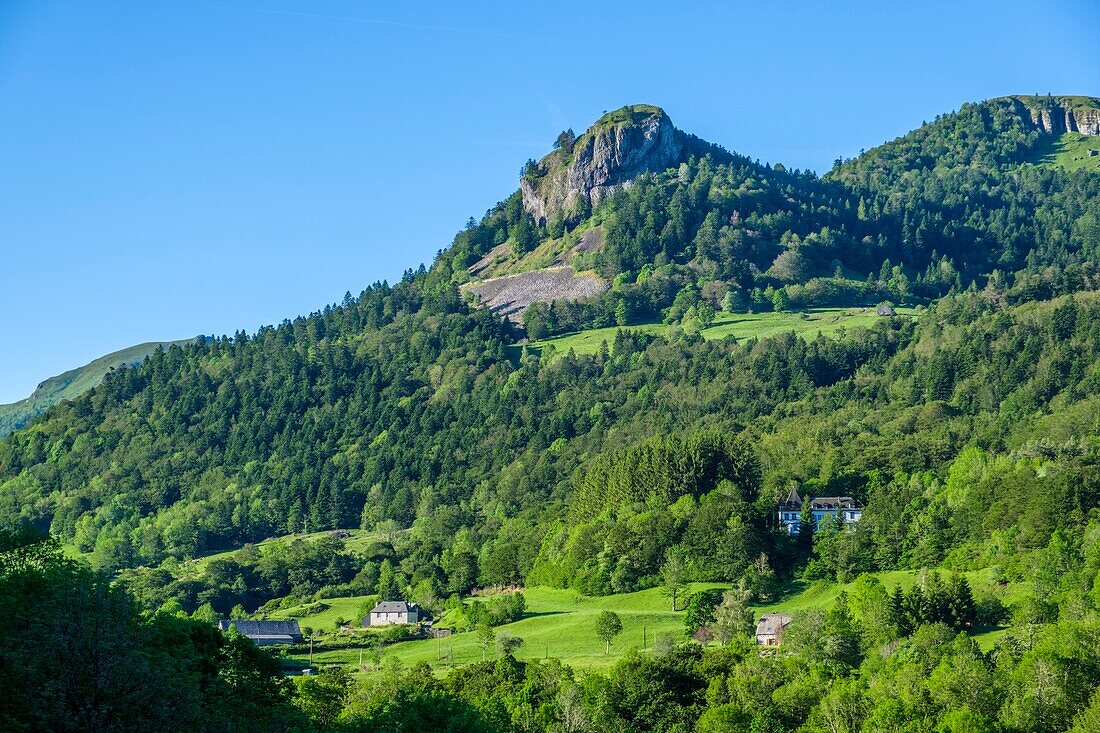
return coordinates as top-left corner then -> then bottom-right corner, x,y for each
1009,96 -> 1100,135
521,105 -> 686,226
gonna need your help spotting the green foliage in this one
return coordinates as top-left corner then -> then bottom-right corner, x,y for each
595,610 -> 623,654
0,530 -> 303,732
570,432 -> 761,521
683,588 -> 723,635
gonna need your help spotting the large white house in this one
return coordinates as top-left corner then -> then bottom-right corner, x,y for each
778,487 -> 862,535
363,600 -> 420,627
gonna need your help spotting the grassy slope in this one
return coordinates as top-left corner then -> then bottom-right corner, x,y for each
0,339 -> 195,437
282,567 -> 1018,674
187,529 -> 385,573
1027,132 -> 1100,172
516,307 -> 918,360
271,595 -> 375,631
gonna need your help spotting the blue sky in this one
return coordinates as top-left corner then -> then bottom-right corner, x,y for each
1,1 -> 1098,402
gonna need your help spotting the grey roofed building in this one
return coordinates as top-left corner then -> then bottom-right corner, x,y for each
217,619 -> 303,646
363,600 -> 420,627
777,489 -> 862,535
755,613 -> 793,646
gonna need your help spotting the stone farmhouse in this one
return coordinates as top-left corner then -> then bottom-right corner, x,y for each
755,613 -> 793,646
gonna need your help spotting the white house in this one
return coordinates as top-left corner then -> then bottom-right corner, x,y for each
363,600 -> 420,627
778,487 -> 862,535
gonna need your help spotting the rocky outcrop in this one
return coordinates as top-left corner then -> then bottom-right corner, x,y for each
521,105 -> 686,226
464,267 -> 607,322
1011,96 -> 1100,135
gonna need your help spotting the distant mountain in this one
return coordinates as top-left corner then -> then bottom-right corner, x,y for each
0,339 -> 196,436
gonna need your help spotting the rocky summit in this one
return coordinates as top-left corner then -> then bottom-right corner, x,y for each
1005,94 -> 1100,135
520,105 -> 686,227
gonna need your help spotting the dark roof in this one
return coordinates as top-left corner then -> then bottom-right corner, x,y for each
807,496 -> 861,510
217,619 -> 302,637
370,600 -> 417,614
756,613 -> 793,636
779,486 -> 802,509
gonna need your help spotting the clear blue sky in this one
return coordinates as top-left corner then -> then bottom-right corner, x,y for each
1,1 -> 1098,402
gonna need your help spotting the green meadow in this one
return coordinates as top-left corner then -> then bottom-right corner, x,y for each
516,306 -> 918,360
187,528 -> 385,572
1028,131 -> 1100,172
281,567 -> 1017,674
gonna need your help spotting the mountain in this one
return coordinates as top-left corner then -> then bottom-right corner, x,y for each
454,98 -> 1099,337
0,94 -> 1095,566
3,97 -> 1100,732
0,339 -> 196,437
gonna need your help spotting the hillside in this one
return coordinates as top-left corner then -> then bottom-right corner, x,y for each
273,569 -> 1019,675
0,338 -> 195,437
449,98 -> 1099,340
3,97 -> 1100,732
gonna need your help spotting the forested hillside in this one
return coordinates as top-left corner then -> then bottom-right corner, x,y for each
2,97 -> 1100,732
446,99 -> 1099,340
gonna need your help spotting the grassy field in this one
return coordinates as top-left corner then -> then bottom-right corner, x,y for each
285,584 -> 725,673
282,567 -> 1017,674
1028,131 -> 1100,172
516,306 -> 917,360
187,528 -> 386,572
271,594 -> 377,631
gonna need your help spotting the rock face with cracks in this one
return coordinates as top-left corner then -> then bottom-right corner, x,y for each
520,105 -> 686,227
999,95 -> 1100,135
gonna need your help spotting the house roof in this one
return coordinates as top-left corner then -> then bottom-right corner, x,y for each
755,613 -> 793,636
370,600 -> 417,614
807,496 -> 861,510
217,619 -> 302,637
779,486 -> 802,508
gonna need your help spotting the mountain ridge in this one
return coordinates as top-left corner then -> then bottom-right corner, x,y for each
0,338 -> 197,437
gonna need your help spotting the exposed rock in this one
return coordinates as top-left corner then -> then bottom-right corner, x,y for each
521,105 -> 686,226
573,228 -> 603,255
463,267 -> 607,322
1010,95 -> 1100,135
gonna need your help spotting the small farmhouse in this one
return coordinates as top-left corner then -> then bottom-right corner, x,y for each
217,619 -> 303,646
778,487 -> 862,535
755,613 -> 793,646
363,600 -> 420,627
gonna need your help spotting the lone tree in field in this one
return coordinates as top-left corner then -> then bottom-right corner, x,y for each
476,621 -> 496,661
659,550 -> 688,611
595,610 -> 623,655
497,633 -> 524,658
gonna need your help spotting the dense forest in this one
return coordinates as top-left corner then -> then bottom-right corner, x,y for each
2,96 -> 1100,731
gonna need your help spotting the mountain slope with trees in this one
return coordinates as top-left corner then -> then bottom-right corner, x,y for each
0,96 -> 1099,732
